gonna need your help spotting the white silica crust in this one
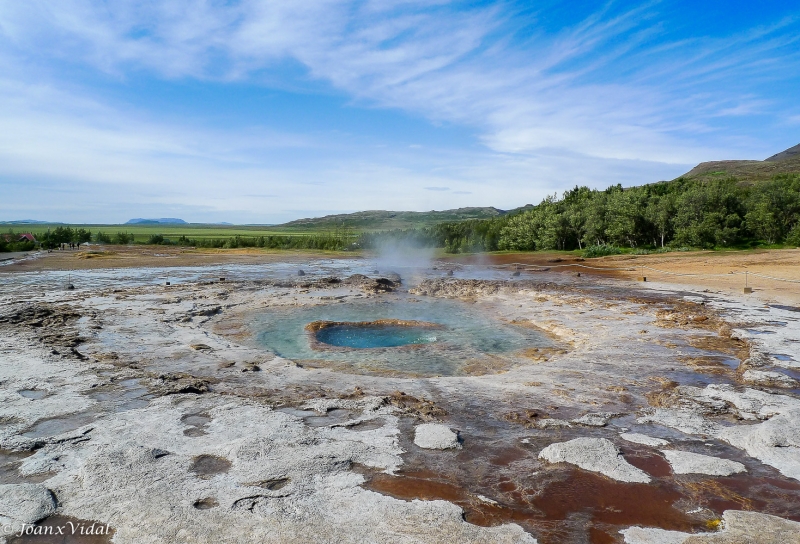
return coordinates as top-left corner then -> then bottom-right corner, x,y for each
571,412 -> 619,427
0,483 -> 56,525
660,450 -> 746,476
4,396 -> 532,544
742,369 -> 799,388
538,437 -> 651,483
621,510 -> 800,544
619,433 -> 670,447
414,423 -> 461,450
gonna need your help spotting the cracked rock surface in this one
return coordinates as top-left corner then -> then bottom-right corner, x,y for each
538,437 -> 651,483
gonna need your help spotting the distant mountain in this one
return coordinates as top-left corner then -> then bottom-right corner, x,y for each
0,219 -> 53,225
678,142 -> 800,183
125,218 -> 187,225
279,207 -> 520,230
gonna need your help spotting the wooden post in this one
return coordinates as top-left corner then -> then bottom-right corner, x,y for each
743,271 -> 752,293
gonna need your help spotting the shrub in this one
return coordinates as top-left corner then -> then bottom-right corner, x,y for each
113,232 -> 133,244
582,245 -> 622,258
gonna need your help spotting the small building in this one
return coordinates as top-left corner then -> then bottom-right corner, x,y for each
2,233 -> 37,243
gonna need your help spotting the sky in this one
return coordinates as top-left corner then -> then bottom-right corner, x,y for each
0,0 -> 799,224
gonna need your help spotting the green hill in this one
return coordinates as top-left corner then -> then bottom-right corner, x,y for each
279,206 -> 526,230
678,143 -> 800,183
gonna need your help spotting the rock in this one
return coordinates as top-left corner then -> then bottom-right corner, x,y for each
699,384 -> 800,421
571,412 -> 619,427
621,510 -> 800,543
621,527 -> 688,544
534,418 -> 572,429
414,423 -> 461,450
716,409 -> 800,481
384,272 -> 402,284
297,270 -> 305,276
619,433 -> 670,447
0,483 -> 56,524
742,369 -> 799,388
638,408 -> 722,436
660,450 -> 746,476
741,346 -> 773,368
538,437 -> 650,483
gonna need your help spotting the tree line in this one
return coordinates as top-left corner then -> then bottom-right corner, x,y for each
0,226 -> 356,252
4,175 -> 798,254
358,174 -> 800,254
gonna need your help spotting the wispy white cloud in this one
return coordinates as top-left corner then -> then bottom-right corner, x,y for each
0,1 -> 797,221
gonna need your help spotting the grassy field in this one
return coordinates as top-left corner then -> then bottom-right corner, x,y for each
1,223 -> 335,243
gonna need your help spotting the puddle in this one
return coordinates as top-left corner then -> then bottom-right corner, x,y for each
275,407 -> 355,428
363,467 -> 704,543
255,477 -> 290,490
181,412 -> 211,437
6,515 -> 114,543
769,304 -> 800,313
305,408 -> 353,427
623,450 -> 673,478
86,379 -> 151,412
189,455 -> 231,478
18,390 -> 48,400
344,418 -> 386,431
22,412 -> 97,439
0,449 -> 51,484
359,410 -> 800,543
192,497 -> 219,509
773,354 -> 794,362
679,474 -> 800,522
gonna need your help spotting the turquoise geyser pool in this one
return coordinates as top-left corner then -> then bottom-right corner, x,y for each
311,321 -> 441,349
251,298 -> 555,377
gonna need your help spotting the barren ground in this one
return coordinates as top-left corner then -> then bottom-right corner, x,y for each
0,250 -> 799,543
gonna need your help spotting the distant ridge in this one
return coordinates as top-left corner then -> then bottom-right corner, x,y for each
765,143 -> 800,162
0,219 -> 53,225
678,142 -> 800,182
125,218 -> 187,224
279,207 -> 527,230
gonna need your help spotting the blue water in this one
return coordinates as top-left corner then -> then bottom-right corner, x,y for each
251,297 -> 554,376
316,324 -> 438,349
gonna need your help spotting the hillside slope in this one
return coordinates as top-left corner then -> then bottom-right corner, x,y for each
680,143 -> 800,182
279,207 -> 520,230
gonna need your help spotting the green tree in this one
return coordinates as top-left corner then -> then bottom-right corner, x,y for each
645,193 -> 676,248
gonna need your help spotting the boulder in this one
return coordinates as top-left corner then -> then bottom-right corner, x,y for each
0,483 -> 56,524
414,423 -> 461,450
660,450 -> 746,476
539,437 -> 650,483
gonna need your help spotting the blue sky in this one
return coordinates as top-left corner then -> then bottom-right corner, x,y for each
0,0 -> 798,224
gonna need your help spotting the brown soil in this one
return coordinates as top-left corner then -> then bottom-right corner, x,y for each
0,246 -> 355,273
452,249 -> 800,305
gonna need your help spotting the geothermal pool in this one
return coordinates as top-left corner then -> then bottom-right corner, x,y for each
312,321 -> 440,349
251,297 -> 555,376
